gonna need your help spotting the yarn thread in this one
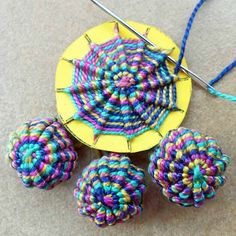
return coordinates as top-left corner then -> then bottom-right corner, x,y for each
7,118 -> 78,190
175,0 -> 236,102
74,153 -> 146,227
148,127 -> 230,207
174,0 -> 206,75
59,24 -> 181,140
208,59 -> 236,102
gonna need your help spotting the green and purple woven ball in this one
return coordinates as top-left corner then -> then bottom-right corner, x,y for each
74,153 -> 146,227
148,127 -> 230,207
7,118 -> 78,190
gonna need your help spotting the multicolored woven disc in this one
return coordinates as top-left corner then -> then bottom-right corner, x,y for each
55,21 -> 192,153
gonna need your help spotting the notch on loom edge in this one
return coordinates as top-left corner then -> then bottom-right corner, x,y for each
61,57 -> 74,65
155,130 -> 163,138
56,88 -> 67,92
93,135 -> 100,145
171,107 -> 184,113
64,116 -> 74,125
84,34 -> 93,45
127,139 -> 132,151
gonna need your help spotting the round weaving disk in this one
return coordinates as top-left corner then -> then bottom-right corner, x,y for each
55,21 -> 192,153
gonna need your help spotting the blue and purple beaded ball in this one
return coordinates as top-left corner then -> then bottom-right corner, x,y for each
7,118 -> 78,190
74,153 -> 146,227
149,127 -> 230,207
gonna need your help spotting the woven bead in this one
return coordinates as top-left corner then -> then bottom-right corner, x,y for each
148,127 -> 230,207
7,118 -> 78,190
74,153 -> 146,227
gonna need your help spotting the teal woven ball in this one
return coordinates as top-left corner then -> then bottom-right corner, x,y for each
74,153 -> 146,227
149,127 -> 230,207
7,118 -> 78,190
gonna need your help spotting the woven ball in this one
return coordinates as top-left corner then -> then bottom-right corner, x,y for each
74,153 -> 146,227
148,127 -> 230,207
7,118 -> 78,190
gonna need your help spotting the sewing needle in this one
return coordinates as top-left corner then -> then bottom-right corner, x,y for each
90,0 -> 215,91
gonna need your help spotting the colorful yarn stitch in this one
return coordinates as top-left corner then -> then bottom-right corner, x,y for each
174,0 -> 206,75
148,127 -> 230,207
208,59 -> 236,102
7,118 -> 78,190
74,153 -> 146,227
59,24 -> 181,140
175,0 -> 236,102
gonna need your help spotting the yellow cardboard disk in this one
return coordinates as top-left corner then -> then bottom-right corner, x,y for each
55,21 -> 192,153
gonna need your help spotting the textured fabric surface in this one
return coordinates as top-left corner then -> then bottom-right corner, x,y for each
149,127 -> 230,208
0,0 -> 235,236
74,153 -> 146,227
7,118 -> 78,190
60,26 -> 178,140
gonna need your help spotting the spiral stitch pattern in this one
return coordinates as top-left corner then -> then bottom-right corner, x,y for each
59,23 -> 180,140
74,153 -> 146,227
7,118 -> 78,190
149,127 -> 230,207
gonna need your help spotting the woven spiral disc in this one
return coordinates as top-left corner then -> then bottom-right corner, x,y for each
74,153 -> 146,227
56,21 -> 192,153
148,127 -> 230,207
7,118 -> 78,190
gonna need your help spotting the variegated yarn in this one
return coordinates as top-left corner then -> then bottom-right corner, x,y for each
74,153 -> 146,227
7,118 -> 78,190
175,0 -> 236,102
58,23 -> 181,141
148,127 -> 230,207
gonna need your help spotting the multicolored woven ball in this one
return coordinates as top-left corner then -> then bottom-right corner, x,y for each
148,127 -> 230,207
74,153 -> 146,227
7,118 -> 78,190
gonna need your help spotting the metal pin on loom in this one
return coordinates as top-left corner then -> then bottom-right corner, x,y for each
90,0 -> 215,91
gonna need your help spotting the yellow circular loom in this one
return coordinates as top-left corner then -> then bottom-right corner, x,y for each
55,21 -> 192,153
